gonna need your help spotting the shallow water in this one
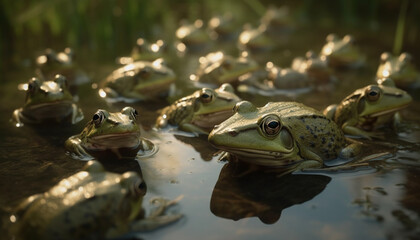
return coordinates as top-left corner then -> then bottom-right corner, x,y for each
1,6 -> 420,240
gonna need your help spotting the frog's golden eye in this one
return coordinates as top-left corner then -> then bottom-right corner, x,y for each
121,107 -> 138,120
200,89 -> 213,103
139,68 -> 151,79
92,110 -> 105,126
261,115 -> 281,136
365,85 -> 381,102
131,178 -> 147,197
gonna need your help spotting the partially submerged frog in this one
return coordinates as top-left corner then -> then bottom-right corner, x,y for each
376,52 -> 420,89
238,25 -> 276,52
291,51 -> 334,84
156,83 -> 241,135
191,51 -> 258,85
9,161 -> 182,240
13,75 -> 84,127
323,78 -> 412,139
320,34 -> 365,68
131,38 -> 166,61
36,48 -> 89,88
99,59 -> 176,102
176,19 -> 211,47
65,107 -> 157,160
209,101 -> 358,172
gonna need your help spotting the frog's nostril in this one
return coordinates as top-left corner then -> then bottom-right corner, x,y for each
228,130 -> 238,137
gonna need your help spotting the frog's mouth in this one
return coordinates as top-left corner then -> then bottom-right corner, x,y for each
86,132 -> 141,150
193,110 -> 234,129
367,104 -> 410,118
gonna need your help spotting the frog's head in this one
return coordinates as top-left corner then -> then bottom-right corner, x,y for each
376,52 -> 419,85
176,19 -> 209,45
24,75 -> 73,107
321,34 -> 362,64
191,83 -> 242,129
198,51 -> 258,83
36,48 -> 73,67
209,101 -> 300,166
81,107 -> 141,150
353,81 -> 412,118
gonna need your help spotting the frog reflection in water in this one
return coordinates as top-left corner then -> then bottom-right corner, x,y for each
323,78 -> 412,139
156,83 -> 241,135
209,101 -> 359,172
191,51 -> 258,85
320,34 -> 365,68
13,75 -> 84,127
66,107 -> 157,160
376,52 -> 420,89
9,161 -> 182,240
100,59 -> 176,101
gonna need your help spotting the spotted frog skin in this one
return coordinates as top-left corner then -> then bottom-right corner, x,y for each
13,75 -> 84,127
320,34 -> 365,68
9,161 -> 182,240
156,84 -> 241,135
100,59 -> 176,101
376,52 -> 420,89
192,51 -> 258,84
65,107 -> 157,160
209,101 -> 357,172
323,78 -> 412,139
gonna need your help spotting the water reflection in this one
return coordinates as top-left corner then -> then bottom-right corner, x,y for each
210,160 -> 331,224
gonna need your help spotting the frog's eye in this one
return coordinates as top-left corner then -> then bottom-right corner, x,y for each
261,115 -> 281,136
139,68 -> 151,79
54,74 -> 67,88
222,59 -> 233,70
27,77 -> 41,92
200,89 -> 214,103
219,83 -> 234,93
131,178 -> 147,197
399,53 -> 412,63
121,107 -> 138,120
365,85 -> 382,102
380,52 -> 391,63
92,110 -> 106,126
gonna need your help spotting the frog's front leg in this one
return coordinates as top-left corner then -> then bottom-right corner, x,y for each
179,123 -> 209,135
65,135 -> 94,160
12,109 -> 25,127
342,125 -> 384,140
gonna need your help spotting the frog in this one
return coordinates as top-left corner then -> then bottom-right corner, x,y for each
291,51 -> 334,85
260,6 -> 295,34
238,24 -> 276,52
208,101 -> 359,173
36,48 -> 90,89
208,13 -> 238,40
65,107 -> 157,160
99,59 -> 176,102
191,51 -> 258,85
131,38 -> 166,61
376,52 -> 420,89
12,75 -> 84,127
8,160 -> 182,240
175,19 -> 211,47
323,78 -> 412,139
320,34 -> 365,68
156,83 -> 242,135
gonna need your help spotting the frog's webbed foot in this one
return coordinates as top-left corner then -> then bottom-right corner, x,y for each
130,196 -> 183,232
343,125 -> 385,140
136,138 -> 158,158
65,136 -> 94,160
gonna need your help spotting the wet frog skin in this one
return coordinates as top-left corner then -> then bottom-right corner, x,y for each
323,78 -> 412,139
376,52 -> 420,89
65,107 -> 156,160
209,101 -> 356,172
13,75 -> 84,127
192,51 -> 258,84
156,83 -> 241,135
9,161 -> 182,240
100,59 -> 176,101
320,34 -> 365,68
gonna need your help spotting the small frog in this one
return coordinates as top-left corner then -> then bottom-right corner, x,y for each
376,52 -> 420,89
131,38 -> 166,61
191,51 -> 258,85
260,6 -> 294,34
238,25 -> 276,52
176,19 -> 211,47
9,161 -> 182,240
291,51 -> 334,84
156,83 -> 241,135
208,101 -> 358,172
99,59 -> 176,102
65,107 -> 157,160
323,78 -> 412,139
36,48 -> 89,88
208,13 -> 238,40
13,75 -> 84,127
320,34 -> 365,68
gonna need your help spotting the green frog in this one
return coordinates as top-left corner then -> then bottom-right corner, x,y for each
99,59 -> 176,102
9,161 -> 182,240
65,107 -> 157,160
13,75 -> 84,127
156,83 -> 242,135
238,25 -> 276,52
131,38 -> 166,61
323,78 -> 412,139
36,48 -> 90,88
176,19 -> 211,47
291,51 -> 334,84
376,52 -> 420,89
191,51 -> 258,85
320,34 -> 365,68
208,101 -> 358,172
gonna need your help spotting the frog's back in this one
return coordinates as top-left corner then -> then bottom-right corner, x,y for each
267,102 -> 346,160
157,96 -> 196,127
